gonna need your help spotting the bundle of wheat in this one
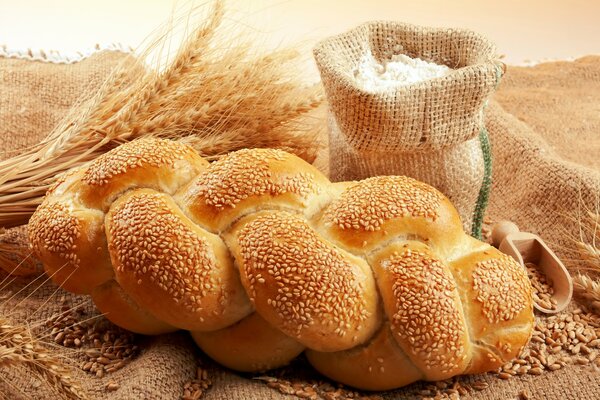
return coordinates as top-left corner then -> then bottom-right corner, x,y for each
0,1 -> 323,275
0,0 -> 322,231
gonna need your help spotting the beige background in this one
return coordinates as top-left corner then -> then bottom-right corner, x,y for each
1,0 -> 599,69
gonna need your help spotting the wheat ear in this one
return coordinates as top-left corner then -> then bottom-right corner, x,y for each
0,0 -> 323,231
0,316 -> 87,399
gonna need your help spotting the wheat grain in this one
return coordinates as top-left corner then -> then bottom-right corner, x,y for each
45,297 -> 139,377
518,390 -> 531,400
254,374 -> 383,400
181,363 -> 212,400
105,381 -> 120,392
526,262 -> 559,311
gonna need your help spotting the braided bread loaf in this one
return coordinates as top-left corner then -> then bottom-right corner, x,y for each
29,138 -> 534,390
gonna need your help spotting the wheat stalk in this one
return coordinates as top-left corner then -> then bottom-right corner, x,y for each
570,202 -> 600,273
573,274 -> 600,314
0,0 -> 323,231
561,192 -> 600,314
576,239 -> 600,271
0,262 -> 93,399
0,316 -> 87,399
0,262 -> 94,399
572,211 -> 600,314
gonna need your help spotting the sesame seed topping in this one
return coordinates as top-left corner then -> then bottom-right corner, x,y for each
324,176 -> 441,231
83,138 -> 194,186
382,247 -> 467,374
190,149 -> 319,209
28,202 -> 81,266
472,255 -> 532,324
108,191 -> 217,315
236,212 -> 372,344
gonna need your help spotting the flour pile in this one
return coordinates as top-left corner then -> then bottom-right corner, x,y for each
353,52 -> 450,91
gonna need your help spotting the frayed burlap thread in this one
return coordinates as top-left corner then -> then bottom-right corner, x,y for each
314,21 -> 503,236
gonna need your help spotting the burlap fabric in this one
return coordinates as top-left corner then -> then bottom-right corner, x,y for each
0,49 -> 132,160
1,47 -> 600,399
314,22 -> 504,237
486,56 -> 600,262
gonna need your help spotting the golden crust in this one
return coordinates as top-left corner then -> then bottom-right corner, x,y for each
318,176 -> 465,260
79,138 -> 208,211
448,240 -> 534,373
369,242 -> 471,381
226,210 -> 381,352
28,199 -> 113,294
28,139 -> 535,390
191,313 -> 305,372
92,280 -> 176,335
307,324 -> 423,391
106,189 -> 252,331
175,148 -> 331,233
472,254 -> 532,324
325,176 -> 443,229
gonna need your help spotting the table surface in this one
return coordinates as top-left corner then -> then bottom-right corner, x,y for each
1,0 -> 598,71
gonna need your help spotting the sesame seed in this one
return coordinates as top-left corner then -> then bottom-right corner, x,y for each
107,191 -> 233,322
28,202 -> 82,267
187,149 -> 321,210
324,176 -> 442,232
472,255 -> 532,324
236,211 -> 375,348
83,138 -> 195,186
380,247 -> 468,375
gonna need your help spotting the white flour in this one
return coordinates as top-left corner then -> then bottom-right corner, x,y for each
353,52 -> 450,91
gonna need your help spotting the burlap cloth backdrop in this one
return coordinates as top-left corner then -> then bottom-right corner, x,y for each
1,49 -> 599,399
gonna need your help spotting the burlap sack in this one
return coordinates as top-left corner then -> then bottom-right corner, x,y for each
2,44 -> 600,399
314,22 -> 505,237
